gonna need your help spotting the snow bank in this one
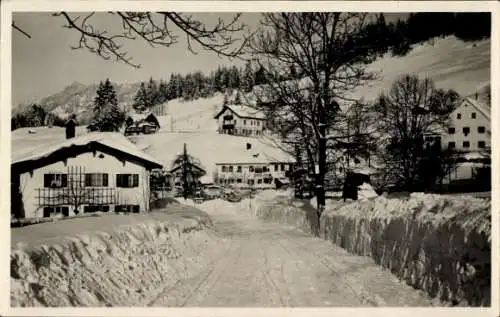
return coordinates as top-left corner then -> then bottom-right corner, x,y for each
11,210 -> 227,307
251,192 -> 491,306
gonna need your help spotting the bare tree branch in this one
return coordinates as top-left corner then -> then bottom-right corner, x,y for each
53,11 -> 251,68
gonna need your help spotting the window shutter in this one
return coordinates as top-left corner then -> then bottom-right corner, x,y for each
85,174 -> 91,187
61,174 -> 68,187
44,174 -> 51,188
116,174 -> 122,187
133,174 -> 139,187
103,174 -> 108,187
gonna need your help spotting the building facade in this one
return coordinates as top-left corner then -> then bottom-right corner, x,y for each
214,105 -> 266,137
11,133 -> 163,219
214,161 -> 294,189
439,97 -> 491,152
428,96 -> 491,183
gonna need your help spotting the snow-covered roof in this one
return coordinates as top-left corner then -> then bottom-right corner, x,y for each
214,105 -> 266,120
12,132 -> 163,169
129,132 -> 295,183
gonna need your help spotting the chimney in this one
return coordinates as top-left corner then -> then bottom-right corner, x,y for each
65,116 -> 76,139
246,142 -> 252,150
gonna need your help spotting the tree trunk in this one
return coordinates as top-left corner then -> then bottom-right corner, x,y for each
316,123 -> 327,212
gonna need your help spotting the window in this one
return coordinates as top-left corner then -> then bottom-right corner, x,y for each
463,127 -> 470,136
478,141 -> 486,148
263,178 -> 272,184
248,179 -> 255,185
257,179 -> 263,184
255,167 -> 263,173
244,120 -> 246,125
274,164 -> 278,172
249,166 -> 254,172
471,112 -> 476,119
84,205 -> 110,213
116,174 -> 139,188
280,164 -> 285,171
228,166 -> 233,173
463,141 -> 470,148
44,174 -> 68,188
448,127 -> 455,134
115,205 -> 140,213
262,166 -> 268,172
478,126 -> 485,133
448,142 -> 456,149
221,166 -> 226,172
457,113 -> 461,119
237,179 -> 242,183
43,206 -> 69,218
237,166 -> 242,173
85,173 -> 108,187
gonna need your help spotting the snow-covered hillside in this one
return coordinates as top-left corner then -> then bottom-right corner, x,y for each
345,36 -> 490,101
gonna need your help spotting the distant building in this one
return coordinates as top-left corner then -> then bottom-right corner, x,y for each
439,96 -> 491,152
125,112 -> 160,135
11,132 -> 163,219
213,105 -> 266,137
427,95 -> 491,183
213,142 -> 295,189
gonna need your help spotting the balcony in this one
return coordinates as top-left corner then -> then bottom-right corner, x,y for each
222,120 -> 236,129
36,187 -> 117,207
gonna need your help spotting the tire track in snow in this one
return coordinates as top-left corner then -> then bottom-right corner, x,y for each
281,231 -> 386,306
149,239 -> 243,306
257,235 -> 290,306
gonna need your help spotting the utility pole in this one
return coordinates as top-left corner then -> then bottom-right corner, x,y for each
182,143 -> 189,200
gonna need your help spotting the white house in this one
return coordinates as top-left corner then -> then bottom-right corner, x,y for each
439,96 -> 491,152
426,95 -> 491,182
213,141 -> 295,189
11,132 -> 163,219
213,104 -> 266,137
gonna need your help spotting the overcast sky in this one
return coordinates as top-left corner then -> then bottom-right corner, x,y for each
12,12 -> 407,106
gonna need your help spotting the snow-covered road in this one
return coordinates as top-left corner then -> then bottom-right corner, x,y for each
149,201 -> 438,307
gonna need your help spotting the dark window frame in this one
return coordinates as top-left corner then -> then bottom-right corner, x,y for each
84,173 -> 109,187
116,174 -> 139,188
44,173 -> 68,188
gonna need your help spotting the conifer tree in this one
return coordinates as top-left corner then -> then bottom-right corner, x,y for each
234,90 -> 242,105
242,61 -> 254,92
146,77 -> 159,107
92,78 -> 124,131
133,82 -> 149,112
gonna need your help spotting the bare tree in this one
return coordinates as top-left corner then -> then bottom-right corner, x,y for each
248,13 -> 390,211
47,12 -> 251,68
373,74 -> 460,191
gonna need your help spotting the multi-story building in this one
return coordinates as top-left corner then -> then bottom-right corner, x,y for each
427,95 -> 491,182
439,96 -> 491,152
214,104 -> 266,137
214,161 -> 295,189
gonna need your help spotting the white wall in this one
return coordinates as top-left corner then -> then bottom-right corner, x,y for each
214,162 -> 292,188
441,99 -> 490,152
19,150 -> 151,218
217,108 -> 264,136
